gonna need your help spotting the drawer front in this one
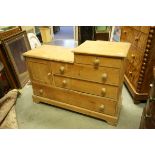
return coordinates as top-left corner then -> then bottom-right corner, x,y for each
127,45 -> 144,68
121,26 -> 134,43
131,26 -> 141,31
74,54 -> 122,68
132,31 -> 148,50
32,83 -> 117,116
140,26 -> 150,34
54,75 -> 119,100
121,27 -> 149,50
125,60 -> 140,89
51,62 -> 120,86
26,58 -> 53,85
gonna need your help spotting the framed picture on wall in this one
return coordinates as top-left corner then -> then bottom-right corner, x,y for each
2,31 -> 31,88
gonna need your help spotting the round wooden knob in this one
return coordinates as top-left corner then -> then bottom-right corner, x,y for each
101,88 -> 106,96
148,34 -> 153,38
124,31 -> 127,34
59,66 -> 65,74
147,40 -> 151,43
129,71 -> 132,75
99,104 -> 105,111
150,29 -> 154,34
47,72 -> 51,76
94,59 -> 100,67
62,80 -> 67,87
101,73 -> 107,81
131,54 -> 135,59
39,89 -> 43,94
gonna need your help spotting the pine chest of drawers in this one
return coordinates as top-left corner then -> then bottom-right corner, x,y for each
23,41 -> 130,125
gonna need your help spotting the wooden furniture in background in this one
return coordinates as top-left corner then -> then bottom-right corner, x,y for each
139,67 -> 155,128
23,41 -> 130,125
78,26 -> 95,45
94,26 -> 111,41
0,28 -> 31,89
120,26 -> 155,103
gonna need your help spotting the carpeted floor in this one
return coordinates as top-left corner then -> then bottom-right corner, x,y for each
54,26 -> 74,40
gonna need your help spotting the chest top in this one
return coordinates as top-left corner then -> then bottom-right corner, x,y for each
23,45 -> 74,63
23,41 -> 131,63
73,40 -> 131,58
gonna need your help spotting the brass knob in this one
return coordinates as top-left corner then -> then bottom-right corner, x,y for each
47,72 -> 51,76
135,36 -> 139,41
94,59 -> 100,67
62,80 -> 67,87
101,88 -> 106,96
101,73 -> 107,81
99,104 -> 105,111
59,66 -> 65,74
39,89 -> 43,94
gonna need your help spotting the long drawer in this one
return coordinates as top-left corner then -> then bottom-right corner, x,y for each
51,62 -> 120,86
54,75 -> 119,100
32,83 -> 117,116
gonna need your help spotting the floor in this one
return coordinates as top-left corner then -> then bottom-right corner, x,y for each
15,30 -> 146,128
53,26 -> 74,40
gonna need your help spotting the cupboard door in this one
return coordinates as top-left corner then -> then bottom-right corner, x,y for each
26,58 -> 53,85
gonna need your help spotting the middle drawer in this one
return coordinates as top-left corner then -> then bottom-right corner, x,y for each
54,75 -> 119,100
51,62 -> 120,86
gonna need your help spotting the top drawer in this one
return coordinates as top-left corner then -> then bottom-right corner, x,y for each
74,54 -> 122,68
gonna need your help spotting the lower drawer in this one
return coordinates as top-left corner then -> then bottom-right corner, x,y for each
54,75 -> 119,100
32,83 -> 117,116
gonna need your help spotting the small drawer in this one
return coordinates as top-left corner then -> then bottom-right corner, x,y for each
74,54 -> 122,68
133,31 -> 148,50
140,27 -> 150,34
121,26 -> 135,43
54,75 -> 119,100
32,83 -> 117,116
52,62 -> 120,86
131,26 -> 141,31
127,45 -> 144,67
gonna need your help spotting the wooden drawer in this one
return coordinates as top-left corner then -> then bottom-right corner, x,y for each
26,58 -> 53,85
54,75 -> 119,100
74,54 -> 122,68
130,26 -> 141,31
125,60 -> 140,89
132,31 -> 148,50
121,26 -> 135,43
32,83 -> 117,116
127,45 -> 144,68
51,62 -> 120,86
140,27 -> 150,34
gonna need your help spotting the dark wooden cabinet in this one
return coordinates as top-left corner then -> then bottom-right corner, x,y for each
78,26 -> 95,45
0,27 -> 31,89
120,26 -> 155,103
140,67 -> 155,128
